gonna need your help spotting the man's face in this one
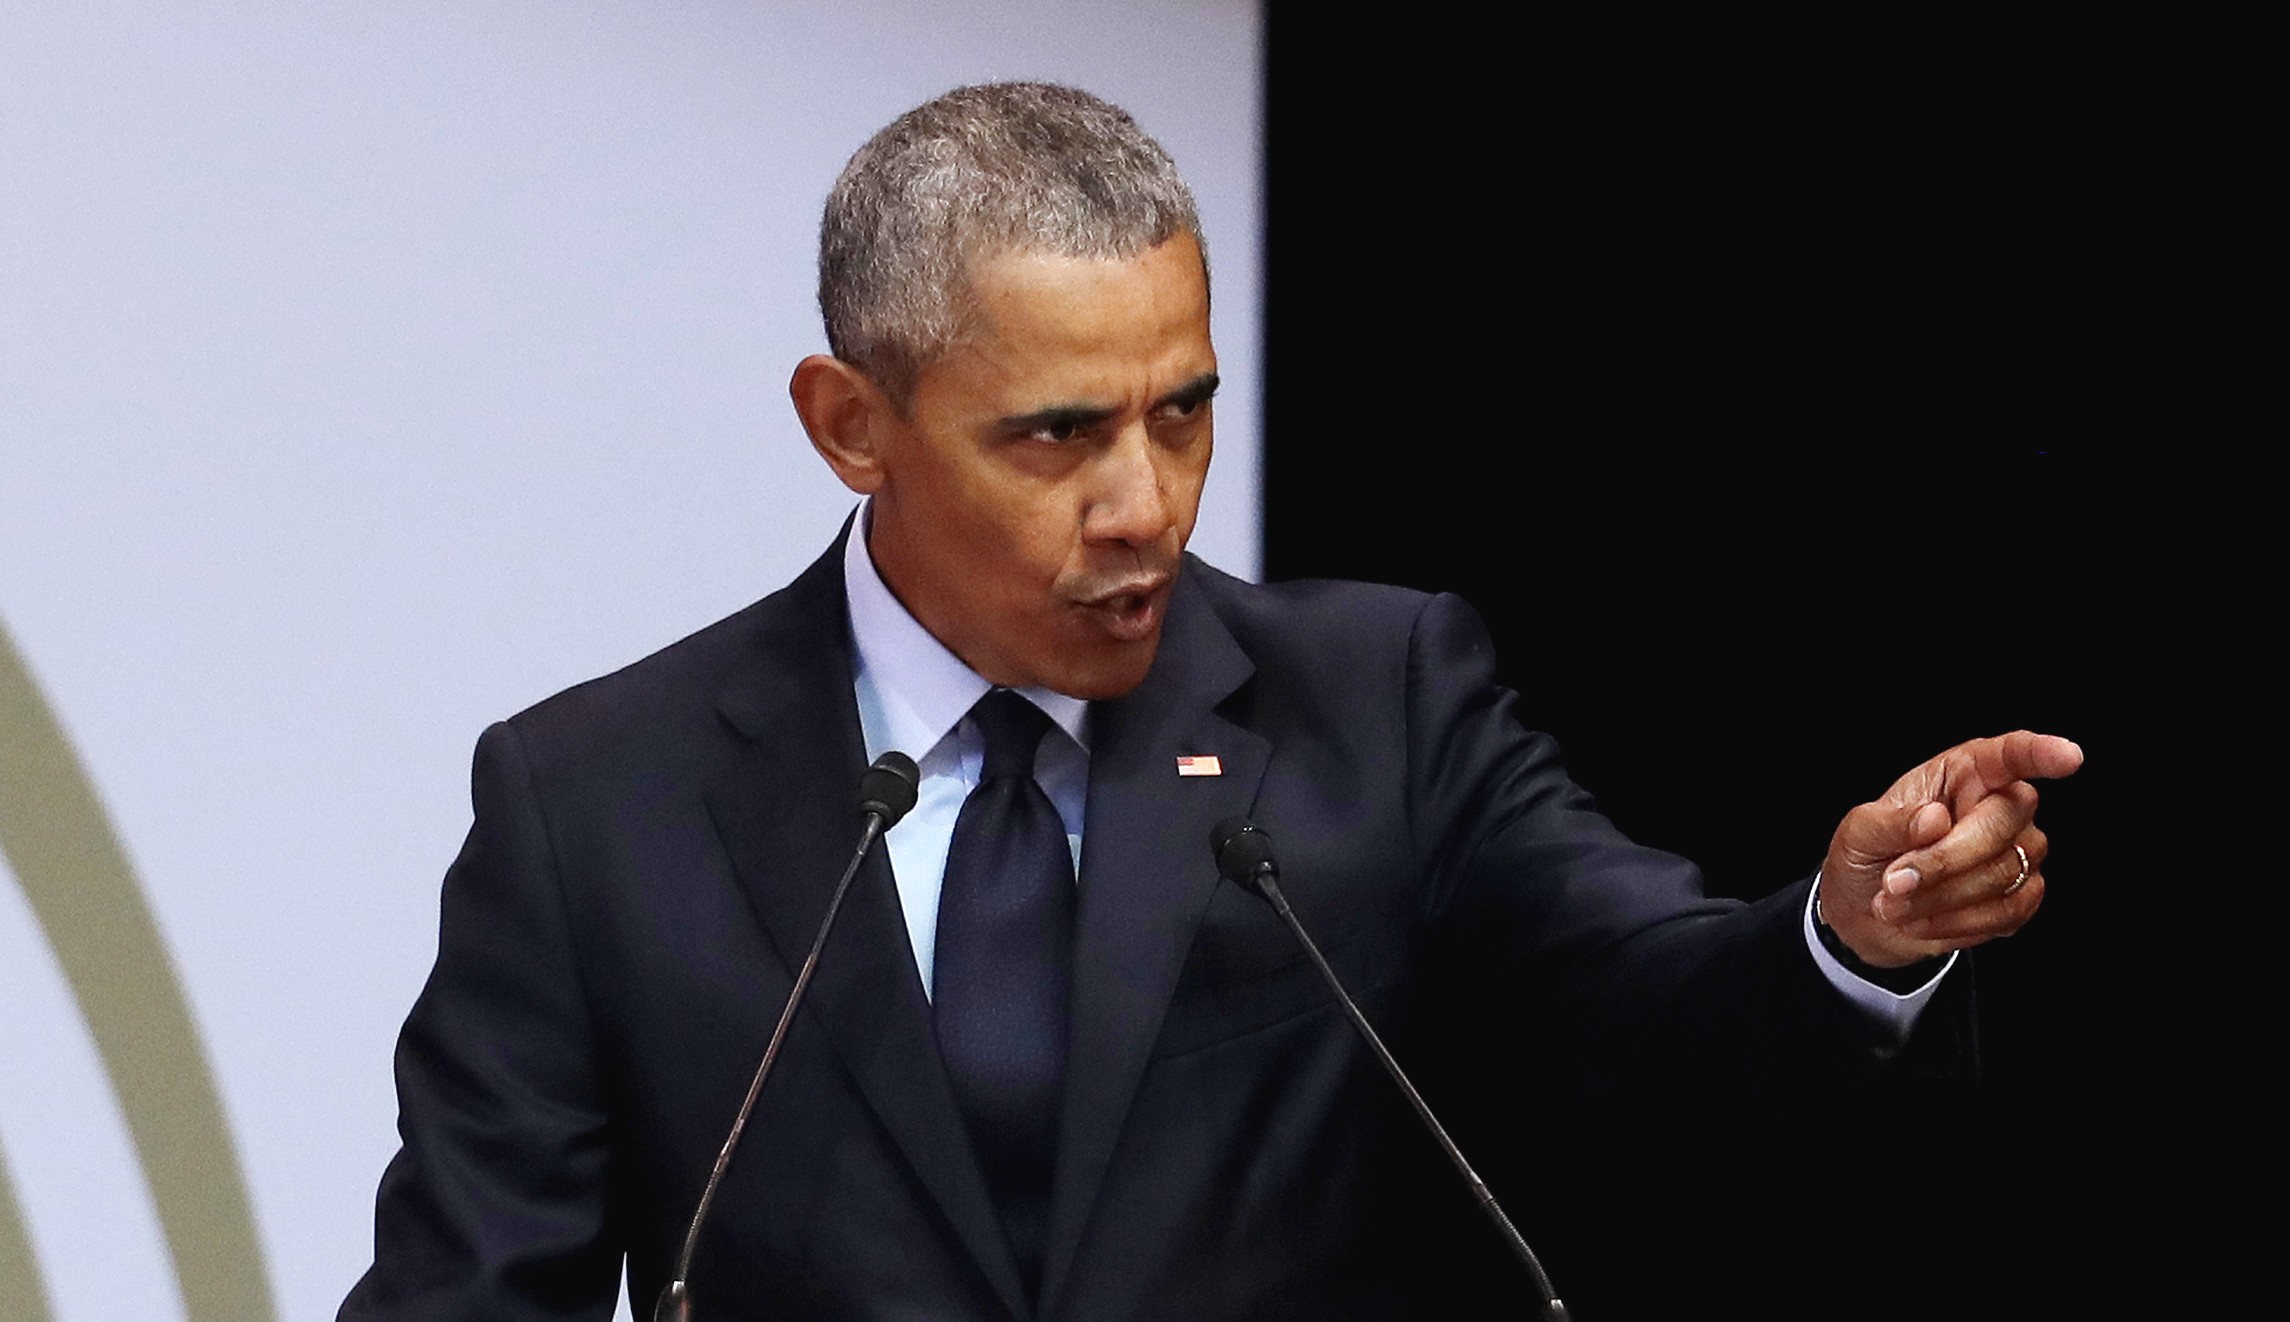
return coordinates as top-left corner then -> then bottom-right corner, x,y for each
866,234 -> 1216,700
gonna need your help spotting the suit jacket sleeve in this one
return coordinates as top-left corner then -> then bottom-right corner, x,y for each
339,721 -> 622,1322
1400,591 -> 1904,1087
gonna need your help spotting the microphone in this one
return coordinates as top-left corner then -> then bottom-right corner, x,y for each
1208,817 -> 1572,1322
855,753 -> 920,823
656,751 -> 919,1322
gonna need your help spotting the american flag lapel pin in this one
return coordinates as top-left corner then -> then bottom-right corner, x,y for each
1175,754 -> 1222,777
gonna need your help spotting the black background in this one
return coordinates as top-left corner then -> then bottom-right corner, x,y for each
1259,15 -> 2199,1318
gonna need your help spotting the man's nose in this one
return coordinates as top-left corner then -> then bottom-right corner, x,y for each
1082,423 -> 1175,548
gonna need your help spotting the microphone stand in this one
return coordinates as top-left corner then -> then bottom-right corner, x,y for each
1213,817 -> 1571,1322
656,753 -> 916,1322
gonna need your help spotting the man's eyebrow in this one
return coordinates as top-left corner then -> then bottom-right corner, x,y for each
995,373 -> 1218,435
1156,373 -> 1220,412
997,401 -> 1121,434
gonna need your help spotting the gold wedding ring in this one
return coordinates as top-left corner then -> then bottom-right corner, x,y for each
2002,843 -> 2031,896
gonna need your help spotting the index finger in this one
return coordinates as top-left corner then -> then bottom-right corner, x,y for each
1948,731 -> 2083,815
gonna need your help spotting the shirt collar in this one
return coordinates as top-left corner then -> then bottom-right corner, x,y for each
843,501 -> 1089,759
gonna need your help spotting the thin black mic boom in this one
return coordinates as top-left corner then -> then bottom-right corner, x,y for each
656,751 -> 919,1322
1208,817 -> 1572,1322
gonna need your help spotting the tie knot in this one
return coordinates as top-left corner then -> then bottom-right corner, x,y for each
970,689 -> 1053,781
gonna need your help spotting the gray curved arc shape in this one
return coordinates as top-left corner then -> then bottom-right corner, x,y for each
0,617 -> 276,1322
0,1136 -> 56,1322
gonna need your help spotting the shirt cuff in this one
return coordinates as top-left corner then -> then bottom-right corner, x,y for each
1803,874 -> 1956,1040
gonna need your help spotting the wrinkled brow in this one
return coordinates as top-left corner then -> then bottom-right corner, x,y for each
995,373 -> 1218,434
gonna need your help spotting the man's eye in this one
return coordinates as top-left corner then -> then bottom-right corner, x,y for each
1034,419 -> 1084,443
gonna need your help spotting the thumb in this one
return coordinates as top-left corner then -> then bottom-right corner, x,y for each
1827,797 -> 1951,902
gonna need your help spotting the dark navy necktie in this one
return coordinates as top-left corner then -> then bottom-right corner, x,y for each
933,689 -> 1075,1300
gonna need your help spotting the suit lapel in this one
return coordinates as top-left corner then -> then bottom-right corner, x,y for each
704,536 -> 1029,1320
1038,565 -> 1268,1314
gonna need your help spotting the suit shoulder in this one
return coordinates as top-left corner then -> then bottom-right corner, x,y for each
1181,556 -> 1479,657
1183,555 -> 1434,624
503,599 -> 761,730
493,545 -> 844,780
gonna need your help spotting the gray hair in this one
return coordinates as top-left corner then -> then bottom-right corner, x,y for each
818,82 -> 1205,408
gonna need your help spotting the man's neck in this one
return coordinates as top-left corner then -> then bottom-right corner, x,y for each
841,503 -> 1087,765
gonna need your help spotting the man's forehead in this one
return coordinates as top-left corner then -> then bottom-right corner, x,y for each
889,235 -> 1210,412
957,236 -> 1208,316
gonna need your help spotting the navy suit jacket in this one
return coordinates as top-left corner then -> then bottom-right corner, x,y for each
341,534 -> 1909,1320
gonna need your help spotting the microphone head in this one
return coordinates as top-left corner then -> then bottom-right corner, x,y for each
855,751 -> 920,827
1210,816 -> 1278,890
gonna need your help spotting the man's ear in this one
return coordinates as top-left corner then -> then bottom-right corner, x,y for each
790,354 -> 901,494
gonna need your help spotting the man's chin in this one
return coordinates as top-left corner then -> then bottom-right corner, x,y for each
1039,632 -> 1164,701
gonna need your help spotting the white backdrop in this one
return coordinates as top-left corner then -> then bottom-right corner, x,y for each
0,3 -> 1261,1318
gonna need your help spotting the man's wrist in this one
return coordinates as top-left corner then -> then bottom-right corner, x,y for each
1812,880 -> 1949,994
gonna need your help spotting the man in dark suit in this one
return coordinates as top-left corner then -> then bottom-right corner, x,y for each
342,84 -> 2079,1320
